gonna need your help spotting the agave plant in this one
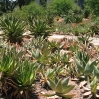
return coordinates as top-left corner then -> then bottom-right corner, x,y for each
42,77 -> 75,98
75,51 -> 97,79
48,41 -> 60,53
0,47 -> 22,77
29,18 -> 52,38
0,48 -> 23,98
10,60 -> 38,99
78,35 -> 91,46
41,68 -> 55,83
0,15 -> 25,44
40,68 -> 55,89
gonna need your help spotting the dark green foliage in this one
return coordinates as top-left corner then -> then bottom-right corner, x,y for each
89,17 -> 99,36
88,0 -> 99,16
64,6 -> 83,23
47,0 -> 74,16
12,2 -> 45,21
18,0 -> 35,9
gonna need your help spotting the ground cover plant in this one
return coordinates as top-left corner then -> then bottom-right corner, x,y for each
1,0 -> 99,99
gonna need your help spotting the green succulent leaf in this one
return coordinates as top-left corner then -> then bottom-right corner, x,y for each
47,79 -> 56,91
55,77 -> 59,84
62,85 -> 74,94
55,80 -> 62,93
84,61 -> 95,75
35,49 -> 41,58
62,77 -> 69,87
90,77 -> 97,93
94,66 -> 99,79
75,59 -> 84,73
46,69 -> 55,79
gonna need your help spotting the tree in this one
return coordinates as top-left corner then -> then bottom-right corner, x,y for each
17,0 -> 34,9
18,0 -> 25,9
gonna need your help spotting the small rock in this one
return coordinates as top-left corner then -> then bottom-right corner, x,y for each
97,85 -> 99,90
96,94 -> 99,98
48,35 -> 65,42
79,81 -> 87,88
47,95 -> 61,99
83,91 -> 91,97
83,86 -> 91,91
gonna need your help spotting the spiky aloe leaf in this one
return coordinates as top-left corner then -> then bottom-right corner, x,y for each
90,77 -> 97,94
46,69 -> 55,79
84,61 -> 95,75
62,77 -> 69,87
47,79 -> 56,91
94,67 -> 99,79
62,85 -> 74,94
55,77 -> 58,84
75,59 -> 84,73
55,80 -> 62,93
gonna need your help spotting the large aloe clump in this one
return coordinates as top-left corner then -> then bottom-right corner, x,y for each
0,15 -> 25,44
29,18 -> 52,38
0,47 -> 38,99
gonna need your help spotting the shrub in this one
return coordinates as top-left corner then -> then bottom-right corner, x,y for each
64,6 -> 83,23
12,2 -> 45,21
47,0 -> 74,16
88,0 -> 99,16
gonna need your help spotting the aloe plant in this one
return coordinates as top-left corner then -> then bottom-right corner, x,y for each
0,48 -> 20,77
42,68 -> 55,83
42,77 -> 75,98
0,15 -> 25,44
78,35 -> 91,46
15,61 -> 36,86
40,68 -> 55,89
0,47 -> 23,98
75,51 -> 97,79
29,18 -> 52,38
48,41 -> 60,53
11,60 -> 38,99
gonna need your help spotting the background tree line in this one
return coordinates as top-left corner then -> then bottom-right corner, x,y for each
0,0 -> 99,16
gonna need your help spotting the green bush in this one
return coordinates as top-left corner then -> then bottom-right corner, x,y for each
12,2 -> 45,21
88,0 -> 99,16
64,6 -> 83,23
47,0 -> 74,16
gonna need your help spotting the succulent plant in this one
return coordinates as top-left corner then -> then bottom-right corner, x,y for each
29,18 -> 52,38
75,51 -> 97,79
0,15 -> 25,44
42,77 -> 75,98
